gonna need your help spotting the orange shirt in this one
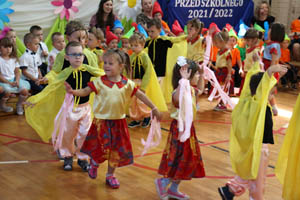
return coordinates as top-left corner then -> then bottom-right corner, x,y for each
231,48 -> 241,66
210,45 -> 219,62
291,19 -> 300,33
280,48 -> 290,63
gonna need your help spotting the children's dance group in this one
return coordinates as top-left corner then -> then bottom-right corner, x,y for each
0,2 -> 299,200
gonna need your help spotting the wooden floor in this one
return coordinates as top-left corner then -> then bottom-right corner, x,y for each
0,88 -> 298,200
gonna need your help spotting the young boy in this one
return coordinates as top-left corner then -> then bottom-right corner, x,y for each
218,64 -> 287,200
30,25 -> 49,76
145,18 -> 186,80
106,27 -> 119,50
48,32 -> 66,72
20,33 -> 45,94
127,32 -> 167,128
280,35 -> 298,89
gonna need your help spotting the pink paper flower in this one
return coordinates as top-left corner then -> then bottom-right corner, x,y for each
51,0 -> 81,21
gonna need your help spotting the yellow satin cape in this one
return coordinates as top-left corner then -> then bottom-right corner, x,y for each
25,64 -> 104,142
145,35 -> 187,103
230,62 -> 277,179
45,48 -> 101,84
275,94 -> 300,200
130,50 -> 168,112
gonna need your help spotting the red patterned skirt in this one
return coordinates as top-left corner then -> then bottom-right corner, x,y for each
80,118 -> 133,168
212,67 -> 234,95
158,120 -> 205,180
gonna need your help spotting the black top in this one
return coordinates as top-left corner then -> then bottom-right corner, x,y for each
263,106 -> 274,144
132,56 -> 145,79
145,38 -> 173,77
62,56 -> 89,70
251,15 -> 275,28
66,70 -> 92,104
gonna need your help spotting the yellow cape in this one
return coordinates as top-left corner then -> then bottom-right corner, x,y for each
145,35 -> 187,103
130,50 -> 168,112
45,48 -> 102,84
25,64 -> 104,142
275,94 -> 300,200
230,62 -> 277,179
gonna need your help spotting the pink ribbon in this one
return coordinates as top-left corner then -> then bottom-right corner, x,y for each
141,114 -> 162,156
199,35 -> 234,109
178,78 -> 193,142
52,93 -> 74,151
0,27 -> 12,40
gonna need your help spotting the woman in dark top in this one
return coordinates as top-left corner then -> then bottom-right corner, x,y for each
90,0 -> 115,31
250,1 -> 275,28
136,0 -> 153,28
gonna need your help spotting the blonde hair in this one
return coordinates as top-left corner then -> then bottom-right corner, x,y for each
129,32 -> 146,45
89,27 -> 104,41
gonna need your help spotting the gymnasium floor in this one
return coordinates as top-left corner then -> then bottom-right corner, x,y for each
0,88 -> 298,200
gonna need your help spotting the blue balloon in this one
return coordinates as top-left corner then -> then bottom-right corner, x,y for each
138,24 -> 148,38
264,21 -> 269,40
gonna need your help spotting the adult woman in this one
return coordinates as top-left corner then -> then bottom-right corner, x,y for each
136,0 -> 153,28
90,0 -> 115,31
250,1 -> 275,28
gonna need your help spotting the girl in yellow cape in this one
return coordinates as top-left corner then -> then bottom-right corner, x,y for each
128,32 -> 167,128
218,61 -> 287,200
43,20 -> 101,84
275,94 -> 300,200
25,42 -> 104,171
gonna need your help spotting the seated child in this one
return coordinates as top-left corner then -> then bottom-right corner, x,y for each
30,25 -> 49,76
20,33 -> 46,95
48,32 -> 66,72
0,38 -> 30,115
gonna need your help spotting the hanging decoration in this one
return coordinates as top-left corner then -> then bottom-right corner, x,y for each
0,0 -> 14,30
51,0 -> 81,21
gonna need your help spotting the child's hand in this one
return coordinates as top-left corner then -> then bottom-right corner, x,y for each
64,82 -> 73,94
267,64 -> 288,77
180,66 -> 191,79
239,68 -> 244,77
49,56 -> 54,67
152,108 -> 162,121
35,79 -> 41,86
42,51 -> 48,57
39,77 -> 48,84
225,74 -> 232,83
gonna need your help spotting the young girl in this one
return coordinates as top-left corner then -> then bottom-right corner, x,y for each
218,64 -> 287,200
186,18 -> 205,64
263,22 -> 285,116
239,28 -> 262,94
212,30 -> 232,111
155,57 -> 205,200
106,26 -> 119,50
87,27 -> 105,69
127,32 -> 167,128
0,38 -> 30,115
65,49 -> 161,189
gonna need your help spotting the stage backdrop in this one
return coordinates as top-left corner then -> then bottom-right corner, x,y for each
158,0 -> 254,30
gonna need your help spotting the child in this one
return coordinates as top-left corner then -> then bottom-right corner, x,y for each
155,57 -> 205,200
25,41 -> 103,171
45,20 -> 99,84
113,20 -> 124,48
20,33 -> 45,94
239,28 -> 261,94
152,1 -> 172,36
106,26 -> 119,50
212,30 -> 232,111
48,32 -> 66,72
0,38 -> 30,115
280,35 -> 298,89
186,18 -> 205,64
30,25 -> 49,76
121,27 -> 135,56
218,64 -> 287,200
263,22 -> 285,116
87,27 -> 104,68
145,18 -> 186,80
127,32 -> 166,128
228,29 -> 243,94
65,49 -> 161,188
1,27 -> 22,58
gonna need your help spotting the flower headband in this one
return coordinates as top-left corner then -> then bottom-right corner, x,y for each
0,26 -> 12,40
177,56 -> 187,67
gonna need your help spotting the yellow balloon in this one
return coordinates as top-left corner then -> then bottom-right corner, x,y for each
128,0 -> 137,8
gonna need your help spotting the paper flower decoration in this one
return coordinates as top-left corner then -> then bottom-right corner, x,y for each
0,0 -> 14,30
51,0 -> 81,21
